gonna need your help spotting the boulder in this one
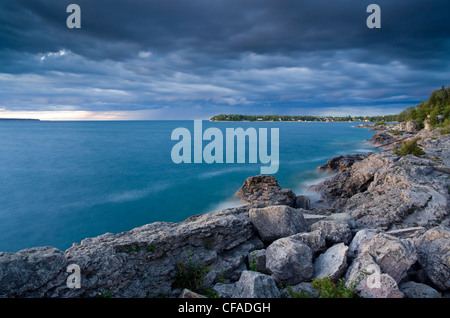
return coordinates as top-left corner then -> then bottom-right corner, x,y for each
313,243 -> 349,281
406,120 -> 417,133
235,175 -> 296,207
318,154 -> 367,172
295,195 -> 311,210
249,205 -> 308,244
290,230 -> 326,256
345,252 -> 404,298
348,228 -> 381,258
399,281 -> 441,298
231,270 -> 280,298
358,233 -> 417,283
310,221 -> 352,246
415,226 -> 450,291
265,237 -> 313,285
325,213 -> 356,228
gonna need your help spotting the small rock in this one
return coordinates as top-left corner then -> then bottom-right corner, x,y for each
232,270 -> 280,298
399,281 -> 441,298
179,288 -> 207,298
348,228 -> 381,258
325,213 -> 356,228
290,230 -> 326,255
212,283 -> 235,298
310,221 -> 352,246
295,195 -> 311,210
248,249 -> 266,273
282,282 -> 318,298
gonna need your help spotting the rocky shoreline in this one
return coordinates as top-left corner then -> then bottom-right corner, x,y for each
0,122 -> 449,298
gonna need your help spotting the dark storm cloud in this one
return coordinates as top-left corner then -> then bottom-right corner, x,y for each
0,0 -> 449,117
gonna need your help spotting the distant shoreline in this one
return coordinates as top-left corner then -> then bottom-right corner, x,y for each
210,114 -> 397,123
0,118 -> 40,121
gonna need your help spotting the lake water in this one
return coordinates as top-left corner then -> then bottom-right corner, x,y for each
0,120 -> 377,252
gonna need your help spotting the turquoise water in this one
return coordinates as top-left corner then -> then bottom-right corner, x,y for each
0,120 -> 377,252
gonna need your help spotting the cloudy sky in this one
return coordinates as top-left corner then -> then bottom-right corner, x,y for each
1,0 -> 449,120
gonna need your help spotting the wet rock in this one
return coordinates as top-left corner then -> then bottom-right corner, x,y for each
295,195 -> 311,210
235,175 -> 296,208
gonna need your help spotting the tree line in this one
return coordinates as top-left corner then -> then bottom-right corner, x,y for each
210,86 -> 450,128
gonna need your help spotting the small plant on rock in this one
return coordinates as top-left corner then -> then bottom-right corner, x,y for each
393,138 -> 425,156
173,251 -> 210,294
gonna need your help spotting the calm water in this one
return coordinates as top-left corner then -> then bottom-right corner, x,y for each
0,120 -> 377,252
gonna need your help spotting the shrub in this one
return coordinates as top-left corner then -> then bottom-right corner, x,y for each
173,251 -> 210,294
393,138 -> 425,156
311,276 -> 358,298
390,129 -> 403,136
440,127 -> 450,135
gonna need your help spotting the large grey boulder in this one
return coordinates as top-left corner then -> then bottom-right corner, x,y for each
415,226 -> 450,291
249,205 -> 308,244
265,237 -> 313,285
345,252 -> 404,298
313,243 -> 349,281
358,233 -> 417,283
310,221 -> 352,246
232,270 -> 280,298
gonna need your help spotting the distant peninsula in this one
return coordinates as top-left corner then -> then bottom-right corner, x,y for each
0,118 -> 40,121
210,114 -> 398,123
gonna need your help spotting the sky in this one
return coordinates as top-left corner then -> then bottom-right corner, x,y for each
0,0 -> 449,120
